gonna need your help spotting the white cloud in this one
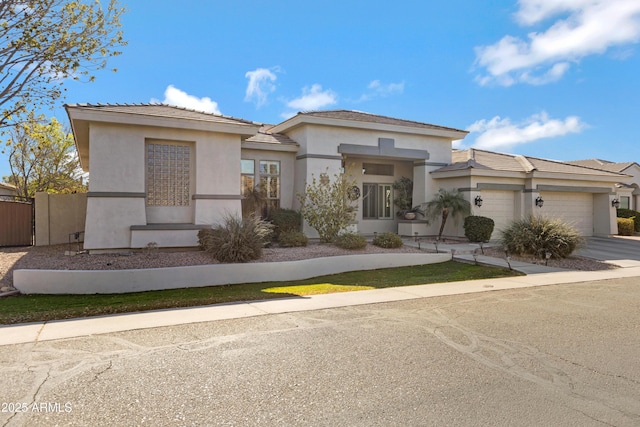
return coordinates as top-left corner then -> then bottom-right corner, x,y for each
475,0 -> 640,85
465,111 -> 585,151
356,80 -> 405,102
245,68 -> 278,107
284,84 -> 337,112
153,85 -> 221,114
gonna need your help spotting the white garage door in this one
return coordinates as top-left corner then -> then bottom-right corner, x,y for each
540,192 -> 593,236
480,190 -> 516,239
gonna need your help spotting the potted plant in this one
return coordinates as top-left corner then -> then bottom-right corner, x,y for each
393,177 -> 424,219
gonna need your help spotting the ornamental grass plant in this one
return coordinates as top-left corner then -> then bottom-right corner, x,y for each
198,214 -> 273,263
500,215 -> 584,260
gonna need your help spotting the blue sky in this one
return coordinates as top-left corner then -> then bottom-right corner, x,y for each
2,0 -> 640,179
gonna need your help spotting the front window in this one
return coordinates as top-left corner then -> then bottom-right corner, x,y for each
241,159 -> 255,196
620,196 -> 630,210
260,160 -> 280,214
146,143 -> 190,206
362,183 -> 393,219
362,163 -> 394,176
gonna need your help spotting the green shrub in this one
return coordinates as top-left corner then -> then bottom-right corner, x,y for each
617,217 -> 635,236
297,171 -> 358,243
500,215 -> 584,259
373,232 -> 403,248
463,216 -> 495,243
198,214 -> 273,263
335,232 -> 368,250
278,230 -> 308,247
269,208 -> 302,237
617,208 -> 640,232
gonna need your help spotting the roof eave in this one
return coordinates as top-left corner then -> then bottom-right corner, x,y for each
65,106 -> 261,136
65,105 -> 90,172
270,114 -> 468,140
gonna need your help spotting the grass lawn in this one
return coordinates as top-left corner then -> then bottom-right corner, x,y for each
0,261 -> 522,325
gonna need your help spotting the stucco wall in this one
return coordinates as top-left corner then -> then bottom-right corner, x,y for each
35,192 -> 87,246
84,123 -> 245,250
286,124 -> 453,237
14,252 -> 451,294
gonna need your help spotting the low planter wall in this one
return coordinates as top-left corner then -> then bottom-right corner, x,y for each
14,253 -> 451,295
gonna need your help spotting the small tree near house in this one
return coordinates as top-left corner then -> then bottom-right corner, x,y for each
296,170 -> 358,243
424,188 -> 471,240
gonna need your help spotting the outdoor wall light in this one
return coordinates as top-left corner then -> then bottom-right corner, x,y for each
612,198 -> 620,208
474,195 -> 483,207
535,196 -> 544,208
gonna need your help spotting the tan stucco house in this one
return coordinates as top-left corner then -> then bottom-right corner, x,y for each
0,182 -> 18,200
567,159 -> 640,211
66,104 -> 628,251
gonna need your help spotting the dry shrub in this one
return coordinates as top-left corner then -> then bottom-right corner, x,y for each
501,215 -> 584,259
198,214 -> 273,263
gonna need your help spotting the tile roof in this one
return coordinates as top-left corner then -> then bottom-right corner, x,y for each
567,158 -> 637,173
298,110 -> 467,133
437,149 -> 626,177
0,182 -> 17,190
244,125 -> 298,146
66,103 -> 259,126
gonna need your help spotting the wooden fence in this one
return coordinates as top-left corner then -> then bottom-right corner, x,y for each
0,199 -> 34,246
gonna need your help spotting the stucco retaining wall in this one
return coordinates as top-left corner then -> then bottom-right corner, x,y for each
14,253 -> 451,295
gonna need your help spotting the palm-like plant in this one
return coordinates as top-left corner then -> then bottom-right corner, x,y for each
423,189 -> 471,240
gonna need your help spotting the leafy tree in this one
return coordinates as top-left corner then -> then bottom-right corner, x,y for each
297,170 -> 358,243
2,114 -> 87,198
424,188 -> 471,240
0,0 -> 127,127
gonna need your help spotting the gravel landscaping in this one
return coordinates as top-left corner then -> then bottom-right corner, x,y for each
0,239 -> 616,289
0,242 -> 426,287
482,246 -> 617,271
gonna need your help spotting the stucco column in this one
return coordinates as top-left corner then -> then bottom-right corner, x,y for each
412,162 -> 441,206
593,193 -> 617,236
523,190 -> 542,216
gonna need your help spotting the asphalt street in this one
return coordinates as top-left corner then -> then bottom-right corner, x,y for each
2,277 -> 639,426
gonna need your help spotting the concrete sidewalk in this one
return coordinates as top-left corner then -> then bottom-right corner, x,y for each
3,264 -> 640,347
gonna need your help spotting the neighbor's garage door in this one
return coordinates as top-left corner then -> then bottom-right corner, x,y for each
480,190 -> 516,239
540,192 -> 593,236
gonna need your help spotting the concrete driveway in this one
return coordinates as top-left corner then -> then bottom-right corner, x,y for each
578,235 -> 640,266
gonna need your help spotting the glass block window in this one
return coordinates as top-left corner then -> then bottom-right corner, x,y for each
146,143 -> 191,206
241,159 -> 255,196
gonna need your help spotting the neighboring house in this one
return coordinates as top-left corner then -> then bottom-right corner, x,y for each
65,104 -> 627,251
0,182 -> 18,200
567,159 -> 640,211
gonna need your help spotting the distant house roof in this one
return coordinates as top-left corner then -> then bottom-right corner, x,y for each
0,182 -> 17,191
567,158 -> 639,173
435,149 -> 627,178
269,109 -> 468,139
